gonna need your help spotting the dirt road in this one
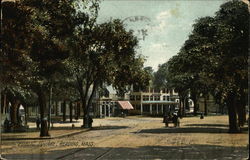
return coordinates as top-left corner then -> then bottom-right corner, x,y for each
2,115 -> 248,159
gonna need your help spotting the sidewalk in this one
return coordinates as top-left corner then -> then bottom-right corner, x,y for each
1,120 -> 90,140
1,117 -> 127,141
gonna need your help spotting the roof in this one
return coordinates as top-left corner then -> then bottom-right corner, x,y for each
117,101 -> 134,110
142,101 -> 179,104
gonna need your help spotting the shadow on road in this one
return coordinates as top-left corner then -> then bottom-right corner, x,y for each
4,144 -> 248,160
184,124 -> 229,127
91,126 -> 129,130
138,127 -> 229,134
1,127 -> 84,141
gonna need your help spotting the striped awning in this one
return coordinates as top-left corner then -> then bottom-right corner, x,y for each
117,101 -> 134,110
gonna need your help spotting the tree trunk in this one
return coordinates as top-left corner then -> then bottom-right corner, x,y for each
82,99 -> 87,128
24,103 -> 28,126
204,95 -> 208,116
0,94 -> 4,113
75,102 -> 80,120
3,94 -> 7,113
178,98 -> 182,117
55,101 -> 58,116
185,97 -> 189,111
236,98 -> 246,127
10,100 -> 19,125
69,101 -> 73,122
180,97 -> 185,117
227,94 -> 240,133
48,84 -> 52,129
83,81 -> 98,128
190,90 -> 198,116
37,89 -> 50,137
62,100 -> 66,122
193,98 -> 198,116
76,76 -> 89,127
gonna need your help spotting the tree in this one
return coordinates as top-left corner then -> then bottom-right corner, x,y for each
1,1 -> 32,87
2,0 -> 88,136
210,1 -> 248,132
1,1 -> 37,131
166,56 -> 192,117
113,55 -> 151,96
52,76 -> 79,123
153,63 -> 168,90
2,86 -> 35,127
190,1 -> 248,132
165,0 -> 248,132
66,17 -> 149,128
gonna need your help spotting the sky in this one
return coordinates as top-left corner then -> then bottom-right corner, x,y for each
97,0 -> 229,71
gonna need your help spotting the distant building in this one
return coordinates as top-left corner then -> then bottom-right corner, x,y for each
93,85 -> 180,117
197,94 -> 222,114
93,91 -> 133,118
128,86 -> 179,116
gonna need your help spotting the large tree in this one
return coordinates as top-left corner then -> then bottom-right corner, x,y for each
1,1 -> 36,130
66,18 -> 149,128
210,1 -> 248,132
1,0 -> 90,136
165,0 -> 248,132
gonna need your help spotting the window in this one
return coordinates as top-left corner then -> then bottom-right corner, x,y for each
150,95 -> 154,101
130,95 -> 135,101
154,96 -> 160,101
143,95 -> 149,101
136,104 -> 141,110
143,104 -> 150,112
167,96 -> 170,101
163,96 -> 166,101
170,89 -> 173,94
152,105 -> 157,111
136,95 -> 141,100
162,88 -> 166,93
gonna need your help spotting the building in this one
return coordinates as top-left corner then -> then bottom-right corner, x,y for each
93,88 -> 134,118
197,94 -> 223,114
128,87 -> 179,116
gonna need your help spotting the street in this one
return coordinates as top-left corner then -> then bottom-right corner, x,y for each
2,116 -> 248,160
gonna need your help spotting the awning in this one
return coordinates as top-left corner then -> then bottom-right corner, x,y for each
117,101 -> 134,110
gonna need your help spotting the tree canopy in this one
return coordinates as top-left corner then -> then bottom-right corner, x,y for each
1,0 -> 150,133
160,0 -> 248,132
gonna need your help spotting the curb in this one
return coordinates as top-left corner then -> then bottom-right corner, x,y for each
2,129 -> 90,141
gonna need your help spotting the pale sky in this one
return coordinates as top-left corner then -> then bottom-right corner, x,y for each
97,0 -> 229,71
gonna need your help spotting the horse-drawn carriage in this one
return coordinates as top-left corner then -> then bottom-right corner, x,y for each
163,113 -> 180,127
